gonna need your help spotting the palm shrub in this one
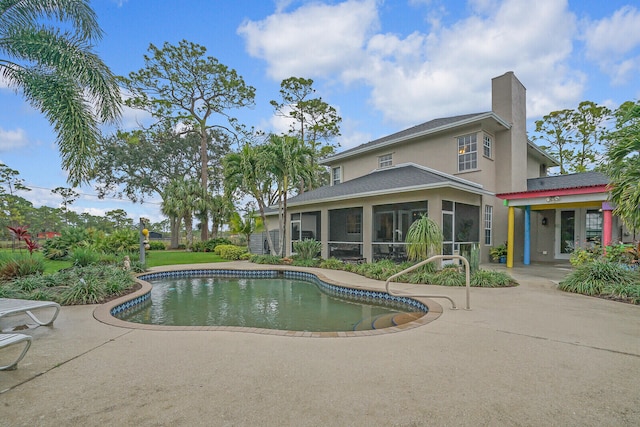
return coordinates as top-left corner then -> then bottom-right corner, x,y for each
405,214 -> 443,261
99,229 -> 138,254
293,239 -> 322,260
559,260 -> 638,296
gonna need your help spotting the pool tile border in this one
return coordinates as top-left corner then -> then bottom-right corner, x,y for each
93,265 -> 443,338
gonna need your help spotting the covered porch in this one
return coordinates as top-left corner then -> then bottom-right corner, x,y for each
497,172 -> 613,267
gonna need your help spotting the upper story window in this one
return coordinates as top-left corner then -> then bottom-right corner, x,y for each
332,166 -> 341,185
483,134 -> 492,159
457,134 -> 477,172
378,153 -> 393,168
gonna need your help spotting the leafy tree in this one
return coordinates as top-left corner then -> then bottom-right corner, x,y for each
51,187 -> 79,225
0,0 -> 121,185
534,102 -> 611,174
271,77 -> 341,190
534,109 -> 577,175
571,101 -> 611,172
105,209 -> 133,229
606,101 -> 640,229
224,141 -> 278,255
0,163 -> 31,229
120,40 -> 255,241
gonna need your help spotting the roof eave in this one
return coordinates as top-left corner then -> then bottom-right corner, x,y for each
320,112 -> 511,165
284,181 -> 493,209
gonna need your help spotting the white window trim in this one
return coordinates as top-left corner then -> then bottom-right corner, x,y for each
484,205 -> 493,246
378,153 -> 393,168
457,134 -> 478,172
483,134 -> 493,159
331,166 -> 342,186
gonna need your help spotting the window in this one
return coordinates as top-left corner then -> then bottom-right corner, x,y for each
585,209 -> 603,243
332,166 -> 341,185
346,211 -> 362,234
484,205 -> 493,245
378,153 -> 393,168
483,134 -> 492,159
457,134 -> 477,171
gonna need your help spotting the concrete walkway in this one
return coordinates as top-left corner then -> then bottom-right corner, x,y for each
1,262 -> 638,426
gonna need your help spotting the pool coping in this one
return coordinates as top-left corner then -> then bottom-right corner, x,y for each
93,264 -> 443,338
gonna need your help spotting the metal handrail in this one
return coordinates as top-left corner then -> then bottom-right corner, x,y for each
384,255 -> 470,310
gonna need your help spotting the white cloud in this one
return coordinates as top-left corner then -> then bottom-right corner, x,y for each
0,127 -> 29,151
240,0 -> 585,127
582,6 -> 640,85
238,0 -> 379,80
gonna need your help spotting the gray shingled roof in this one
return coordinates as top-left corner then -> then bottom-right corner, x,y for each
286,164 -> 483,206
330,112 -> 488,159
527,171 -> 609,191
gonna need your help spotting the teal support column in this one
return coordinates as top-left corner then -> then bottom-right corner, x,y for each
524,206 -> 531,265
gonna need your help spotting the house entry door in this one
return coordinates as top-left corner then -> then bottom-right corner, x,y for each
556,209 -> 577,259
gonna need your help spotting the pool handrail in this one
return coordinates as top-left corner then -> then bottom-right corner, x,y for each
384,255 -> 470,310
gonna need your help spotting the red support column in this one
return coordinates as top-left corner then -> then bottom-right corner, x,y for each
602,202 -> 613,247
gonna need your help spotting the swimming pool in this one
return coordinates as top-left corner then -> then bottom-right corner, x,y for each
109,269 -> 430,333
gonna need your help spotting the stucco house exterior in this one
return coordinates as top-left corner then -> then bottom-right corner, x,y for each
256,72 -> 624,266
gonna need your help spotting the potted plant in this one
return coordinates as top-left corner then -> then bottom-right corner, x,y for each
490,243 -> 507,263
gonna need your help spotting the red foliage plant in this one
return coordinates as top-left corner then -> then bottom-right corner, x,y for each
24,238 -> 40,255
7,225 -> 30,241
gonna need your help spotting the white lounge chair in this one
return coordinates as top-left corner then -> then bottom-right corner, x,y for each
0,298 -> 61,327
0,333 -> 32,370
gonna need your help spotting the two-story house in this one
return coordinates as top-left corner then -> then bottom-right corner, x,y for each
258,72 -> 624,266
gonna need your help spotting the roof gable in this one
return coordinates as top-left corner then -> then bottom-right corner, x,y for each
321,112 -> 510,164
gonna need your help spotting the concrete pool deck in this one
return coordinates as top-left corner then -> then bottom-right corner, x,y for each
1,261 -> 639,426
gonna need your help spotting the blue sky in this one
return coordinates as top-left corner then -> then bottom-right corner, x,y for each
1,0 -> 639,225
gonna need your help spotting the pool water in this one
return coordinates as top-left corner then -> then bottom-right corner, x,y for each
117,275 -> 421,332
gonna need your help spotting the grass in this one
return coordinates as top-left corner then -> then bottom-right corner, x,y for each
142,250 -> 225,267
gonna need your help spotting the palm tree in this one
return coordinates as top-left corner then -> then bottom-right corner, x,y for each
224,142 -> 278,255
162,178 -> 203,249
265,134 -> 312,256
405,214 -> 443,261
0,0 -> 121,185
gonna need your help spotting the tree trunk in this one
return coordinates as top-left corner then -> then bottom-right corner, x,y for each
169,216 -> 180,249
257,200 -> 276,256
200,126 -> 209,242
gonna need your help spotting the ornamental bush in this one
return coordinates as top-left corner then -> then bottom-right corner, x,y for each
214,244 -> 247,260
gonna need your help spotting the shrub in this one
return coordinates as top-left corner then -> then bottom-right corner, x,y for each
470,269 -> 516,287
292,258 -> 321,267
192,238 -> 233,252
0,256 -> 45,279
148,241 -> 166,250
70,247 -> 101,267
292,239 -> 322,260
570,247 -> 597,267
99,229 -> 138,254
559,261 -> 638,296
319,257 -> 346,270
61,277 -> 106,305
250,254 -> 282,265
431,268 -> 465,286
604,282 -> 640,304
214,244 -> 247,260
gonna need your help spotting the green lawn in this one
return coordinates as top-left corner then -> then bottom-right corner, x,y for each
1,248 -> 226,273
142,250 -> 225,267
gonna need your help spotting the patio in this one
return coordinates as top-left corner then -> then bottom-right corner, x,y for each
1,262 -> 638,426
